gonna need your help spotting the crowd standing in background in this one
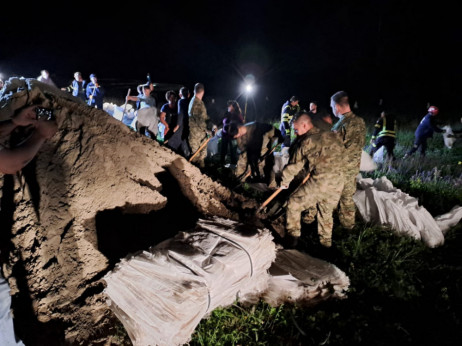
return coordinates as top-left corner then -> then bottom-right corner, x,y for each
0,69 -> 450,248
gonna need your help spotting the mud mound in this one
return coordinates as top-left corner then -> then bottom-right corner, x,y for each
0,83 -> 251,344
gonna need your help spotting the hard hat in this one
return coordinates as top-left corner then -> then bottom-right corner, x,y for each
428,106 -> 439,115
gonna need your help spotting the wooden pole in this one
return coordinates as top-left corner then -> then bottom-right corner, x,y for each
189,137 -> 211,162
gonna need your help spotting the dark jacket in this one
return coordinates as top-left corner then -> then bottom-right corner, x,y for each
86,82 -> 105,108
372,115 -> 397,139
415,113 -> 444,138
222,111 -> 244,139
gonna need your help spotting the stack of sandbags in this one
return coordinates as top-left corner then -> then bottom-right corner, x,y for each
263,249 -> 350,307
103,217 -> 276,346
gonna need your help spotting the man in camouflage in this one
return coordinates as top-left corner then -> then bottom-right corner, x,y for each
330,91 -> 366,229
188,83 -> 210,168
280,111 -> 345,248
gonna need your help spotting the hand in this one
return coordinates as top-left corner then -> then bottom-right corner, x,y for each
89,95 -> 93,99
35,119 -> 58,139
12,106 -> 38,127
164,126 -> 169,136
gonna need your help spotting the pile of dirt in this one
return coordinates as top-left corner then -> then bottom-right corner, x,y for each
0,82 -> 252,344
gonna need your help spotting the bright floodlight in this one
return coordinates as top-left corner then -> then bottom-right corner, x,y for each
245,84 -> 253,93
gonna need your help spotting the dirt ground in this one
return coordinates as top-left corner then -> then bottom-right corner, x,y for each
0,87 -> 257,345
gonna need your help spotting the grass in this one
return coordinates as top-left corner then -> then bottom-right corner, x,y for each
189,122 -> 462,346
108,120 -> 462,345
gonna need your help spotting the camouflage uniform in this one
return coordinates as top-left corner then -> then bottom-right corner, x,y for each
188,96 -> 210,167
235,122 -> 279,180
281,127 -> 345,247
331,111 -> 366,229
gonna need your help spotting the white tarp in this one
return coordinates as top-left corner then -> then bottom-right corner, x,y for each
263,249 -> 349,307
354,176 -> 462,247
103,217 -> 350,346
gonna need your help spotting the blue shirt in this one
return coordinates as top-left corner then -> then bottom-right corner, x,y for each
138,94 -> 156,109
86,82 -> 105,108
71,80 -> 87,101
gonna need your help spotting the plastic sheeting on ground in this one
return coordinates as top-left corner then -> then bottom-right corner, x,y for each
354,176 -> 462,247
103,217 -> 350,346
104,217 -> 276,345
0,273 -> 24,346
263,249 -> 349,307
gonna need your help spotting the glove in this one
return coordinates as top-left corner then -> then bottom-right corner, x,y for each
279,184 -> 289,190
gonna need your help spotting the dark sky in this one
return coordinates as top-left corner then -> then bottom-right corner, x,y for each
1,1 -> 461,120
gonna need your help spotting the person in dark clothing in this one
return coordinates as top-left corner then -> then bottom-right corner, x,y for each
220,100 -> 244,166
159,90 -> 177,142
308,102 -> 333,132
233,121 -> 282,182
167,87 -> 191,157
370,111 -> 397,160
280,96 -> 300,147
405,106 -> 445,157
86,74 -> 105,109
62,72 -> 87,101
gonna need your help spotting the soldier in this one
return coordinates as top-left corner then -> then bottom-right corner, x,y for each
188,83 -> 211,167
231,121 -> 282,182
280,95 -> 300,148
330,90 -> 366,230
280,111 -> 345,247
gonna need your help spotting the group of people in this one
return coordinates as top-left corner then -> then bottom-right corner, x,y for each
60,72 -> 105,109
0,69 -> 450,251
126,81 -> 213,166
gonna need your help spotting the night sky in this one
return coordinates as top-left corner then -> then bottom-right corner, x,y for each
1,1 -> 461,121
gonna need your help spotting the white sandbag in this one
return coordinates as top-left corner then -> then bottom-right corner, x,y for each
434,205 -> 462,234
360,150 -> 377,171
112,106 -> 125,121
0,273 -> 24,346
443,125 -> 456,149
354,176 -> 451,247
207,130 -> 222,157
135,107 -> 158,136
103,102 -> 115,115
372,145 -> 385,164
272,148 -> 290,175
104,217 -> 277,346
263,249 -> 349,307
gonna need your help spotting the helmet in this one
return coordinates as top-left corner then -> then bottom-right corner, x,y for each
428,106 -> 439,115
